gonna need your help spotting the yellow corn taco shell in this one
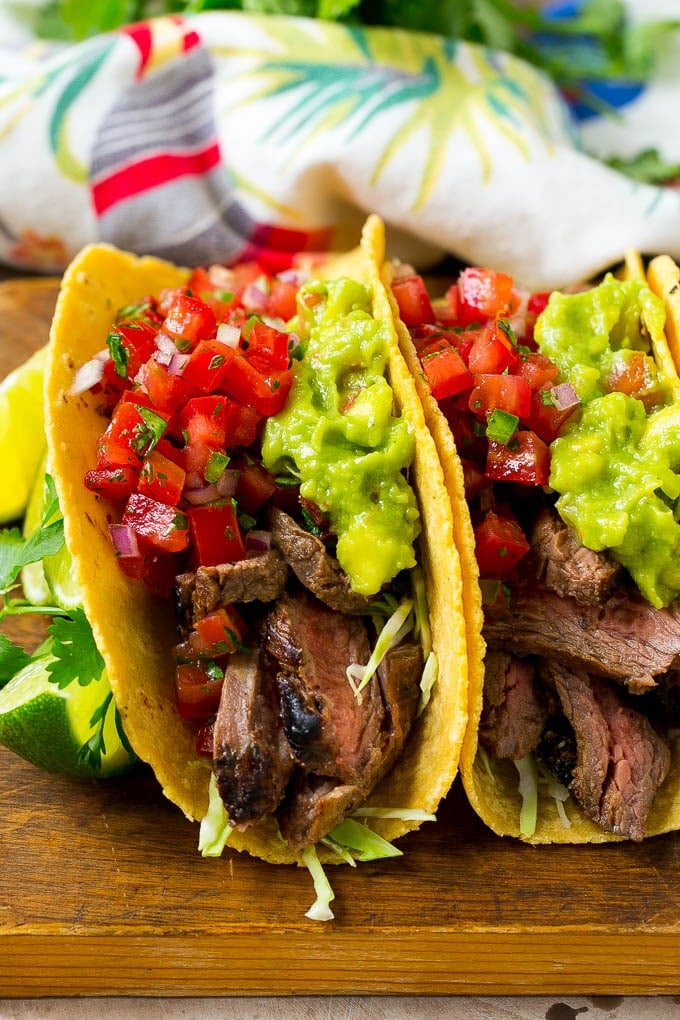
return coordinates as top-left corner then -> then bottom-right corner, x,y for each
45,215 -> 468,865
383,251 -> 680,844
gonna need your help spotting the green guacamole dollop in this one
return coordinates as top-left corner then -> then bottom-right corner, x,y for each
536,274 -> 680,608
261,277 -> 420,596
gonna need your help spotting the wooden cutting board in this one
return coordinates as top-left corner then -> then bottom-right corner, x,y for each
1,278 -> 680,998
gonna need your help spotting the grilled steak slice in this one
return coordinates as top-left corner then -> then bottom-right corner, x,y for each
542,660 -> 671,840
175,549 -> 289,630
479,651 -> 549,760
213,649 -> 293,828
263,590 -> 384,782
484,579 -> 680,693
269,507 -> 372,613
530,507 -> 622,607
277,772 -> 360,850
276,640 -> 423,850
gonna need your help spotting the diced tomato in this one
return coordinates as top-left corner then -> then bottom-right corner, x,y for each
457,267 -> 517,326
468,373 -> 531,420
223,398 -> 263,447
244,320 -> 291,372
485,430 -> 550,486
181,339 -> 234,393
115,537 -> 178,597
604,351 -> 664,411
190,606 -> 248,657
179,395 -> 228,448
511,351 -> 559,391
467,320 -> 519,375
474,509 -> 530,578
84,465 -> 140,501
235,462 -> 277,514
122,492 -> 190,553
139,357 -> 197,414
439,403 -> 485,460
187,501 -> 246,566
107,320 -> 158,382
97,401 -> 169,468
420,339 -> 474,400
218,347 -> 292,417
186,267 -> 241,321
175,662 -> 224,721
138,448 -> 186,505
440,284 -> 461,326
163,293 -> 217,345
154,436 -> 186,468
265,278 -> 299,322
524,386 -> 578,444
460,457 -> 487,500
391,275 -> 436,327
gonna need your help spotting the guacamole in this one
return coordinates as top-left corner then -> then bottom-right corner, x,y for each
261,277 -> 420,596
536,275 -> 680,608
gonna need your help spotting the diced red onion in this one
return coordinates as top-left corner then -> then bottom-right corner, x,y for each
216,469 -> 239,498
154,331 -> 179,365
168,351 -> 189,376
277,268 -> 306,286
242,282 -> 268,312
550,382 -> 580,412
246,529 -> 272,553
70,350 -> 109,395
184,470 -> 204,491
216,323 -> 241,348
184,484 -> 221,506
109,523 -> 140,559
287,331 -> 301,353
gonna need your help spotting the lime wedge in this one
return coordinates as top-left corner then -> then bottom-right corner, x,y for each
0,655 -> 136,778
20,453 -> 52,605
0,343 -> 49,524
20,453 -> 82,611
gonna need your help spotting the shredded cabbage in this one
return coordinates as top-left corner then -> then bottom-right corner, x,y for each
352,806 -> 436,822
302,846 -> 335,922
536,761 -> 572,830
346,596 -> 414,695
328,818 -> 402,862
198,773 -> 233,857
410,566 -> 432,659
513,754 -> 538,838
417,650 -> 437,716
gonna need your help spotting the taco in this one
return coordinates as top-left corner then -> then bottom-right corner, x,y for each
383,253 -> 680,843
44,215 -> 469,873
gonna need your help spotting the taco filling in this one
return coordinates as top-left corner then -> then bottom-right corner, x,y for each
45,217 -> 468,873
388,262 -> 680,842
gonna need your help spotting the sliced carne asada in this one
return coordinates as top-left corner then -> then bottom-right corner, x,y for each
269,506 -> 372,613
277,641 -> 423,850
277,772 -> 361,851
263,589 -> 385,782
541,660 -> 671,841
484,578 -> 680,693
212,648 -> 294,828
530,506 -> 622,607
479,650 -> 549,761
175,549 -> 289,631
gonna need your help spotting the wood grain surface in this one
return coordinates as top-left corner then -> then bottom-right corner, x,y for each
1,279 -> 680,998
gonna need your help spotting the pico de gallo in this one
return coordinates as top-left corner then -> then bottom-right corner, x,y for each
391,265 -> 676,603
391,266 -> 574,587
73,262 -> 310,746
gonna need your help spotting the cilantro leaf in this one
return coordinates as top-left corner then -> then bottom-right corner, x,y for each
46,608 -> 105,689
0,634 -> 33,689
